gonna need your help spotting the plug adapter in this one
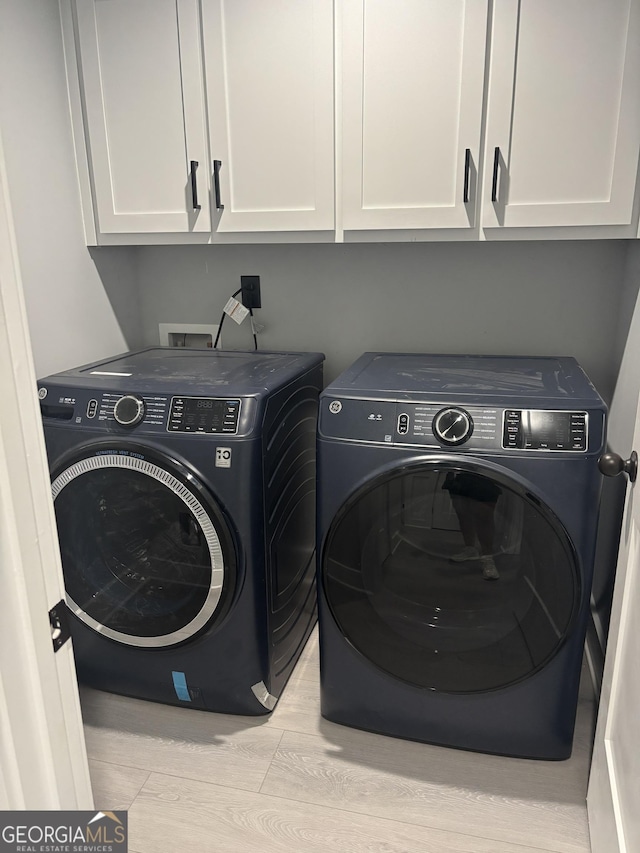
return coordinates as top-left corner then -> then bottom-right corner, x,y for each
240,275 -> 261,309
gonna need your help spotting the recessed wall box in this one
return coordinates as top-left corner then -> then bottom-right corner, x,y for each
158,323 -> 220,348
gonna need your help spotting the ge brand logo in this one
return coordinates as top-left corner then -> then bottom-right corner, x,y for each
215,447 -> 232,468
38,387 -> 47,400
328,400 -> 342,414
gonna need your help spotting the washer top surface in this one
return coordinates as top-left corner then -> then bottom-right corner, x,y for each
325,353 -> 603,406
40,347 -> 324,396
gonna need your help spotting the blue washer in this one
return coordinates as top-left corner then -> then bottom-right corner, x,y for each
317,353 -> 606,758
39,347 -> 323,715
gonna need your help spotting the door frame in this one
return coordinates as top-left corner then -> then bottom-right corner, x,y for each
587,271 -> 640,851
0,129 -> 93,808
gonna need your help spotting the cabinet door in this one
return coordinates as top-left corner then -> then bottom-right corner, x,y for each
483,0 -> 640,229
201,0 -> 334,233
341,0 -> 488,231
75,0 -> 211,234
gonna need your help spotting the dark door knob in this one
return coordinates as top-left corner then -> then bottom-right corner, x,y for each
598,451 -> 637,482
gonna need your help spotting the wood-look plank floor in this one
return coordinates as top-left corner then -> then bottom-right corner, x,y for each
81,628 -> 595,853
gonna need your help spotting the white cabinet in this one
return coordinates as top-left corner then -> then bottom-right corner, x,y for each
341,0 -> 488,231
67,0 -> 334,242
65,0 -> 640,242
73,0 -> 211,235
340,0 -> 640,236
201,0 -> 334,233
483,0 -> 640,230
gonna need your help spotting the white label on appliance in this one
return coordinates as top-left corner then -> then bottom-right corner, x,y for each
223,297 -> 249,325
215,447 -> 232,468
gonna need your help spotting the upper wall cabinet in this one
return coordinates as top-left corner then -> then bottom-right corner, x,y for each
341,0 -> 489,231
341,0 -> 640,236
201,0 -> 334,233
483,0 -> 640,230
72,0 -> 212,235
65,0 -> 334,242
64,0 -> 640,243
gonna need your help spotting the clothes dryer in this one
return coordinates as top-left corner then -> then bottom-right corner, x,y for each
317,353 -> 605,758
39,347 -> 323,715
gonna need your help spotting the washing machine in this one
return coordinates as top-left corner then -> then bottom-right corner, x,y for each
317,353 -> 606,758
38,346 -> 323,715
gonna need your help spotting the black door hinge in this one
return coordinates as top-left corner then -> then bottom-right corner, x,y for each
49,600 -> 71,652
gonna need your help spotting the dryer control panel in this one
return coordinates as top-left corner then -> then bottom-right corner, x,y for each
320,398 -> 603,454
502,410 -> 587,451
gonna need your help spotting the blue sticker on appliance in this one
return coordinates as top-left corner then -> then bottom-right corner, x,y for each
172,671 -> 191,702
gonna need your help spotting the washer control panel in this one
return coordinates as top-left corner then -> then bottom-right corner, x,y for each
168,397 -> 241,434
38,386 -> 249,435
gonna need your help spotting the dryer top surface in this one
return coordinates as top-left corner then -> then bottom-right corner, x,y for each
40,347 -> 324,396
325,353 -> 604,407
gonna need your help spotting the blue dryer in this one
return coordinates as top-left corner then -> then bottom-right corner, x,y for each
317,353 -> 606,758
39,347 -> 323,715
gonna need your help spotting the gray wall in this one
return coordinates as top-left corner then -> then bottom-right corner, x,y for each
0,0 -> 138,378
135,240 -> 629,401
608,240 -> 640,450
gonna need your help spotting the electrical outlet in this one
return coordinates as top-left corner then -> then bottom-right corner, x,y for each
159,323 -> 219,348
240,275 -> 261,309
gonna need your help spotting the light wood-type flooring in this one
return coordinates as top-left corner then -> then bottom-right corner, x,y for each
81,628 -> 595,853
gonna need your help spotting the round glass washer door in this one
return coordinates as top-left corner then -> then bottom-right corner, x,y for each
51,447 -> 236,648
322,460 -> 581,693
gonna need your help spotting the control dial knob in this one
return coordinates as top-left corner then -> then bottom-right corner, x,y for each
113,394 -> 145,428
433,407 -> 474,446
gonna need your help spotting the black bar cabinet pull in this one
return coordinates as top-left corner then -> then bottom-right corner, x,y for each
213,159 -> 224,211
190,160 -> 201,210
463,148 -> 471,203
491,147 -> 500,203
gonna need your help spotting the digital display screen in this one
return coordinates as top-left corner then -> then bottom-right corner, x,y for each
526,411 -> 570,447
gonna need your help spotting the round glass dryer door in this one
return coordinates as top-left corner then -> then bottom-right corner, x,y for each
52,448 -> 236,648
323,462 -> 580,693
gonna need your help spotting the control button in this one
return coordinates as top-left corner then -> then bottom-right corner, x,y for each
86,399 -> 98,419
113,395 -> 146,428
397,413 -> 409,435
503,409 -> 523,449
432,407 -> 474,446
